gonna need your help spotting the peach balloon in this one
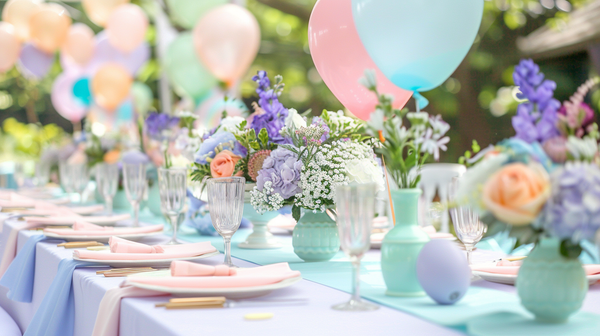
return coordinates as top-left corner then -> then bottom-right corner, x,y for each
1,0 -> 42,41
92,63 -> 133,110
106,4 -> 148,53
193,4 -> 260,86
29,3 -> 71,53
0,22 -> 21,72
82,0 -> 130,27
62,23 -> 95,65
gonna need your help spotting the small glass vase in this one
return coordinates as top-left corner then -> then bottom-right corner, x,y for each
292,209 -> 340,262
516,237 -> 587,323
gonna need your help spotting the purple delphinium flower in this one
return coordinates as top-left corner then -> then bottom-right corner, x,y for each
256,148 -> 303,199
512,59 -> 560,144
540,162 -> 600,243
145,112 -> 180,141
311,117 -> 330,142
249,71 -> 289,144
194,132 -> 245,164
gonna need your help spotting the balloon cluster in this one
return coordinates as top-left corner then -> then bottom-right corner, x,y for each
309,0 -> 483,117
0,0 -> 152,125
164,1 -> 260,113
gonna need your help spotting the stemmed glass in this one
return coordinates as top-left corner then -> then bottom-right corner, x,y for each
96,163 -> 119,215
448,177 -> 487,264
123,163 -> 146,227
58,162 -> 72,196
158,167 -> 187,245
70,163 -> 89,204
35,161 -> 51,188
207,176 -> 245,267
333,183 -> 379,311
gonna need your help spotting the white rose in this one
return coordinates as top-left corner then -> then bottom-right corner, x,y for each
217,116 -> 245,134
285,108 -> 307,130
345,159 -> 385,192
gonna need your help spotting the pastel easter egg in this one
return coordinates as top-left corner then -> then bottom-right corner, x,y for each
416,239 -> 471,305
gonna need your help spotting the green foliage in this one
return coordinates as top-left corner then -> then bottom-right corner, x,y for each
560,239 -> 583,259
458,140 -> 481,167
292,205 -> 301,223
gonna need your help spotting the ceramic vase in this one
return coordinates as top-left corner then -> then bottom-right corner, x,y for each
381,188 -> 430,296
146,181 -> 163,217
238,203 -> 282,249
95,189 -> 132,211
292,210 -> 340,262
516,237 -> 587,323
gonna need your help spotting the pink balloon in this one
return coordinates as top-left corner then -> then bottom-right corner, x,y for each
106,4 -> 148,53
308,0 -> 412,120
0,22 -> 21,72
62,23 -> 95,65
51,71 -> 88,122
193,4 -> 260,86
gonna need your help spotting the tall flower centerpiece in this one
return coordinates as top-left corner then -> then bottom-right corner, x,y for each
250,106 -> 383,261
359,69 -> 451,296
456,59 -> 600,323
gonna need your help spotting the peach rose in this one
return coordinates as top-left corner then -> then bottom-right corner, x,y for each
103,150 -> 121,164
482,163 -> 550,226
210,150 -> 241,178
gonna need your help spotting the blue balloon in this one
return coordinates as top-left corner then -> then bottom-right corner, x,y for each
72,78 -> 92,106
115,100 -> 134,125
351,0 -> 483,108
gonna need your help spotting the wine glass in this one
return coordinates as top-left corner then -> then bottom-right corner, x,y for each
206,176 -> 245,267
13,162 -> 25,189
123,163 -> 147,227
58,162 -> 73,197
70,163 -> 89,204
333,183 -> 379,311
449,177 -> 487,264
96,163 -> 119,215
35,161 -> 51,188
158,167 -> 187,245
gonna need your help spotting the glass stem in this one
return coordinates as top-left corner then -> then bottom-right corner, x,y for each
80,191 -> 85,204
223,237 -> 232,266
105,196 -> 113,216
466,246 -> 473,265
133,201 -> 140,227
351,259 -> 361,303
170,214 -> 179,243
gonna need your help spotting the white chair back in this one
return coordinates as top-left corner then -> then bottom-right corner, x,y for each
417,163 -> 466,233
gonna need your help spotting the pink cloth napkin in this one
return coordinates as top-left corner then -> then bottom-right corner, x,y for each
73,221 -> 113,231
28,213 -> 130,225
170,261 -> 236,276
109,237 -> 164,254
73,240 -> 213,260
92,285 -> 167,336
471,260 -> 600,275
126,262 -> 301,288
45,224 -> 163,237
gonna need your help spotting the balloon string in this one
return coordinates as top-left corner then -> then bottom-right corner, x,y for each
381,155 -> 395,226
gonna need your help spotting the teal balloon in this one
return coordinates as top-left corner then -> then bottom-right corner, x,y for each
72,78 -> 92,106
166,0 -> 227,29
164,32 -> 218,99
131,82 -> 153,114
116,100 -> 134,124
351,0 -> 483,108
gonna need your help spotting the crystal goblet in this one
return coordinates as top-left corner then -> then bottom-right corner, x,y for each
96,163 -> 119,215
449,177 -> 487,264
158,167 -> 188,245
123,163 -> 146,227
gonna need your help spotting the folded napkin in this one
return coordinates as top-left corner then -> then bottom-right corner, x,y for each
126,262 -> 301,288
92,285 -> 167,336
27,213 -> 131,226
70,204 -> 104,215
0,234 -> 48,302
170,261 -> 236,276
109,237 -> 164,254
23,259 -> 94,336
471,261 -> 600,275
73,221 -> 114,231
74,240 -> 214,260
44,223 -> 163,237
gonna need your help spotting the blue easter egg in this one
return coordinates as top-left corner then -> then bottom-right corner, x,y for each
416,239 -> 471,305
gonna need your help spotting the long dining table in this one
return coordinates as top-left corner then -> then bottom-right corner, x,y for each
1,210 -> 599,336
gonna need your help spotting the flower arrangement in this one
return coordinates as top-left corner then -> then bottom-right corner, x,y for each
250,108 -> 383,221
359,69 -> 450,188
456,59 -> 600,258
143,111 -> 182,168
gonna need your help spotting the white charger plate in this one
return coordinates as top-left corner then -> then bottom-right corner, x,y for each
73,251 -> 220,267
127,270 -> 303,299
44,230 -> 162,243
473,270 -> 600,286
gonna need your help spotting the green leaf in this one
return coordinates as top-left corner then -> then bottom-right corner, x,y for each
258,128 -> 269,148
249,141 -> 260,150
560,240 -> 583,259
292,205 -> 301,223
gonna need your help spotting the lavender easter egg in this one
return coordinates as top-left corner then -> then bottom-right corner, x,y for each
416,239 -> 470,305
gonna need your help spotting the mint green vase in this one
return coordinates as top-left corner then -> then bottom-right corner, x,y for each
146,182 -> 163,217
381,188 -> 430,296
516,237 -> 587,323
292,210 -> 340,262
